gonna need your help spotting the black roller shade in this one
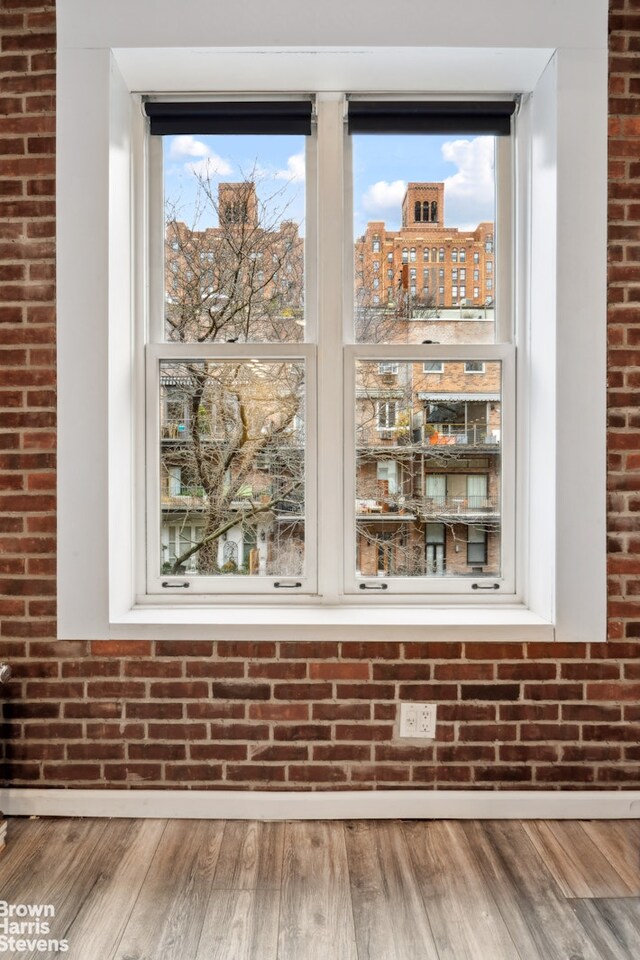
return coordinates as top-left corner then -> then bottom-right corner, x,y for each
348,101 -> 515,136
145,100 -> 313,136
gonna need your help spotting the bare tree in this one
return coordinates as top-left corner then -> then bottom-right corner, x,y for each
160,173 -> 306,577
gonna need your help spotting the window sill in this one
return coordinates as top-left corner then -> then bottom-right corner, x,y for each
106,603 -> 555,641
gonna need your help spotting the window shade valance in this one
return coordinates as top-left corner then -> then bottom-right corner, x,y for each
145,100 -> 314,136
347,100 -> 515,135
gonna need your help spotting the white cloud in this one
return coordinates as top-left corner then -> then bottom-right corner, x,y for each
441,137 -> 495,228
362,179 -> 407,215
275,153 -> 305,183
168,135 -> 233,179
169,134 -> 211,159
185,155 -> 233,179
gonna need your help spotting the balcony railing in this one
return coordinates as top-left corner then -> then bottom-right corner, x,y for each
425,427 -> 500,447
421,494 -> 500,516
356,426 -> 500,448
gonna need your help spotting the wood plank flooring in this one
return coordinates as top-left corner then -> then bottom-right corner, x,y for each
0,817 -> 639,959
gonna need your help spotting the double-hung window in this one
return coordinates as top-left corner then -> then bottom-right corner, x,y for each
146,101 -> 316,595
145,96 -> 515,600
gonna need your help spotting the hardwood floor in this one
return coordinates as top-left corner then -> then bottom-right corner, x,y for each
0,817 -> 639,959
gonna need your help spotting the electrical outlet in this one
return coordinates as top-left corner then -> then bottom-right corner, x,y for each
399,702 -> 437,739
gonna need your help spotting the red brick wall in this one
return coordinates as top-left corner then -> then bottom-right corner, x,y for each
0,0 -> 638,791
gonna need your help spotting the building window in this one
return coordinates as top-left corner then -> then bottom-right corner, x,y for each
486,261 -> 493,273
487,278 -> 493,290
423,247 -> 429,261
387,251 -> 393,261
474,251 -> 480,264
459,249 -> 466,262
474,268 -> 480,281
373,260 -> 380,271
402,247 -> 408,263
423,361 -> 444,373
379,361 -> 399,375
377,399 -> 397,429
460,268 -> 466,281
410,247 -> 417,262
452,248 -> 458,262
474,287 -> 480,298
426,523 -> 445,575
464,360 -> 485,373
438,247 -> 445,262
467,524 -> 488,565
452,268 -> 458,281
452,285 -> 458,299
372,238 -> 381,252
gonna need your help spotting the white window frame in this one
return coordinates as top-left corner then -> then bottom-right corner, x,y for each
57,0 -> 607,641
147,342 -> 318,596
346,344 -> 515,597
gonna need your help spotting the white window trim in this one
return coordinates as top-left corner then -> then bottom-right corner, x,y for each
57,0 -> 608,641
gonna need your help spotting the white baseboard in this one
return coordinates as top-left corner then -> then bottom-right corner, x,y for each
1,788 -> 640,820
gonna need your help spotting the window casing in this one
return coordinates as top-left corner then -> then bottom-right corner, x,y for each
56,0 -> 607,640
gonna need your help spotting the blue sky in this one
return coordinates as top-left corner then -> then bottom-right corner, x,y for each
163,133 -> 495,236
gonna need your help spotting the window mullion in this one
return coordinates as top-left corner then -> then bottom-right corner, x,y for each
316,94 -> 346,603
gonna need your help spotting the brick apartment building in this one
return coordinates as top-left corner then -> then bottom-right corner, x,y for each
163,180 -> 501,580
355,181 -> 495,314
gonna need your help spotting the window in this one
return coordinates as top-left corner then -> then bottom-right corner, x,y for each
459,249 -> 466,262
423,248 -> 429,261
423,361 -> 444,373
452,249 -> 458,262
57,2 -> 607,641
410,247 -> 416,262
474,287 -> 480,298
467,524 -> 488,565
439,247 -> 445,262
373,260 -> 380,271
379,361 -> 398,375
377,399 -> 397,429
452,285 -> 458,299
465,361 -> 485,373
402,248 -> 408,263
452,269 -> 458,281
486,261 -> 493,273
387,251 -> 393,261
460,269 -> 466,281
474,251 -> 480,264
372,239 -> 381,252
